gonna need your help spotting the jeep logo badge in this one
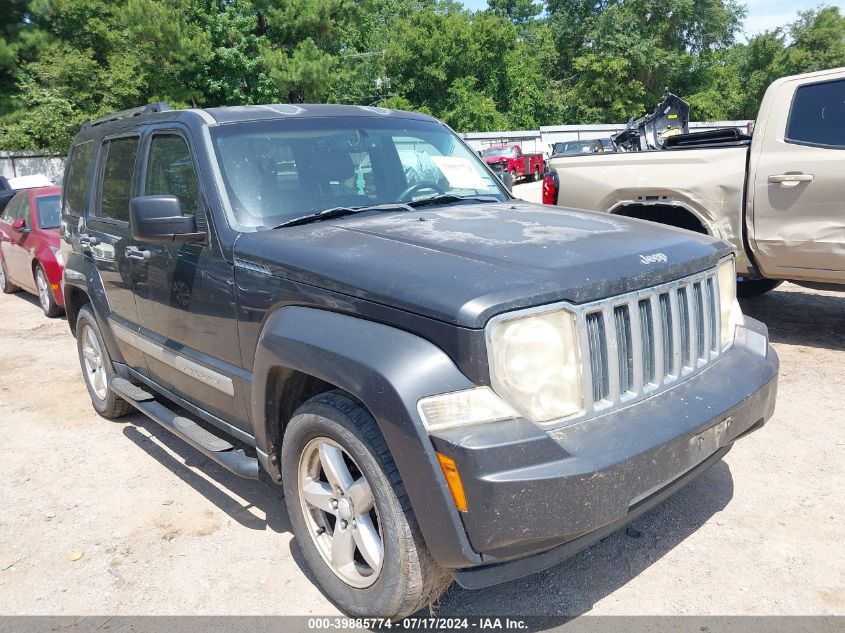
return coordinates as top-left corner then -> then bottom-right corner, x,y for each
640,252 -> 668,265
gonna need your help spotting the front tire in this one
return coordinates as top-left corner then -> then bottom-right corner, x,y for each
737,278 -> 783,298
75,305 -> 131,418
282,392 -> 451,619
35,264 -> 62,317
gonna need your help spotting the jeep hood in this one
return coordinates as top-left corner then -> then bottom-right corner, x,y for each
235,202 -> 730,328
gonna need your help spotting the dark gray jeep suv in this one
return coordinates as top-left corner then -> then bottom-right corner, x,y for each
60,103 -> 778,618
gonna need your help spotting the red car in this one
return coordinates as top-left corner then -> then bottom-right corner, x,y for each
0,186 -> 65,317
480,144 -> 545,182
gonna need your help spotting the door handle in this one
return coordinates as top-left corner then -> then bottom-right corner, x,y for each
78,233 -> 100,249
768,173 -> 814,188
125,246 -> 151,262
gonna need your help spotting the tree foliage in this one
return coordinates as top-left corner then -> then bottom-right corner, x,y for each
0,0 -> 843,152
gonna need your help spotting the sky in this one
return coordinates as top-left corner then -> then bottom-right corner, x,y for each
459,0 -> 845,38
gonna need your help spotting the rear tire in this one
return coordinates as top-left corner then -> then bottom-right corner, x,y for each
75,305 -> 131,418
282,391 -> 451,619
0,258 -> 19,294
533,165 -> 541,182
737,278 -> 783,298
35,264 -> 62,317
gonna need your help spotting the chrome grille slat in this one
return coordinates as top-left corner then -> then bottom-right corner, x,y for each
614,305 -> 633,394
586,312 -> 608,403
603,305 -> 621,403
693,282 -> 706,362
678,285 -> 692,370
706,276 -> 717,354
638,299 -> 656,386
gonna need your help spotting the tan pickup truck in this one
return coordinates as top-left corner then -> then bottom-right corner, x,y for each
544,67 -> 845,296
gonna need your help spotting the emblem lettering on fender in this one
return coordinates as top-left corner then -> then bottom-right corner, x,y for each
639,252 -> 668,265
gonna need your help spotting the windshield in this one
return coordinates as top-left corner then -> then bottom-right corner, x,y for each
481,147 -> 516,158
552,141 -> 597,155
36,195 -> 61,229
210,116 -> 507,230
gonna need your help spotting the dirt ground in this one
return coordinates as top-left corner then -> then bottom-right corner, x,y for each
0,188 -> 843,617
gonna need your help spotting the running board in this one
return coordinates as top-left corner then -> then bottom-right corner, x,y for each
109,376 -> 259,480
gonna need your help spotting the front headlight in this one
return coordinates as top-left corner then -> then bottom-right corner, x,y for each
488,310 -> 582,423
51,246 -> 65,267
717,257 -> 744,350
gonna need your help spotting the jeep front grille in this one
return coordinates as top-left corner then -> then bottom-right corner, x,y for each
578,267 -> 723,417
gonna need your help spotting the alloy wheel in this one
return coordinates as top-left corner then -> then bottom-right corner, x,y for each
0,263 -> 5,289
81,324 -> 108,400
36,269 -> 50,311
298,437 -> 384,588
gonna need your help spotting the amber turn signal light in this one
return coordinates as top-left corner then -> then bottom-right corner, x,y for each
436,452 -> 468,512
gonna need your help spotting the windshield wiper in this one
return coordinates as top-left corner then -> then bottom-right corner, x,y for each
272,203 -> 415,229
406,194 -> 499,208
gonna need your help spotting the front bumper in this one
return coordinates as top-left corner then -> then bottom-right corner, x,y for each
430,318 -> 778,586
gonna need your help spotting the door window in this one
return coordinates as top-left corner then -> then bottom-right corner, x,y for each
786,79 -> 845,149
97,136 -> 139,222
64,140 -> 94,217
145,134 -> 202,219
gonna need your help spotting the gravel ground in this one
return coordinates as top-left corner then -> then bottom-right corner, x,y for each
0,184 -> 842,617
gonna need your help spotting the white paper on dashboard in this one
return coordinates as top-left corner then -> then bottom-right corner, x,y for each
431,156 -> 488,190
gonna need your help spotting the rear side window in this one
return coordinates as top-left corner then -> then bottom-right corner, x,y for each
97,136 -> 139,222
786,79 -> 845,149
145,134 -> 201,218
0,194 -> 21,223
36,195 -> 62,229
2,194 -> 27,224
63,140 -> 94,217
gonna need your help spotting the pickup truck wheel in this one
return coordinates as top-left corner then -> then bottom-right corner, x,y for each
737,278 -> 783,298
533,165 -> 541,182
75,305 -> 131,418
0,258 -> 19,294
35,265 -> 62,317
282,392 -> 451,619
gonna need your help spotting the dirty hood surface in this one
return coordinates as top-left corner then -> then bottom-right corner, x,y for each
236,201 -> 730,328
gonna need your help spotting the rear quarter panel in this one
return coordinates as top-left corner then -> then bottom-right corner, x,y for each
548,147 -> 750,271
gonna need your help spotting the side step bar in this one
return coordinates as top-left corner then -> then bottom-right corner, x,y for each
109,376 -> 259,480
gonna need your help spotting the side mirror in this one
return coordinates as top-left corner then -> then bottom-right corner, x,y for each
12,218 -> 28,234
130,195 -> 204,244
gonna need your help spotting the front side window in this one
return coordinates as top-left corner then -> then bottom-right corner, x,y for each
97,136 -> 139,222
786,79 -> 845,148
145,134 -> 201,218
64,140 -> 94,217
211,116 -> 506,230
36,195 -> 61,229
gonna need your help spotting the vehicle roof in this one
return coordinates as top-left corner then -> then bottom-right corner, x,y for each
72,103 -> 441,143
201,103 -> 438,125
26,186 -> 62,198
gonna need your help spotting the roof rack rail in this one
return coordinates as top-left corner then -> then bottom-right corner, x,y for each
83,103 -> 173,129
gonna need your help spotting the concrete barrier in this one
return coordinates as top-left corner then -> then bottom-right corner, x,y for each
0,151 -> 66,184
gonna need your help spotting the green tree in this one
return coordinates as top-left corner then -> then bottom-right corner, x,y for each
487,0 -> 543,27
548,0 -> 746,123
